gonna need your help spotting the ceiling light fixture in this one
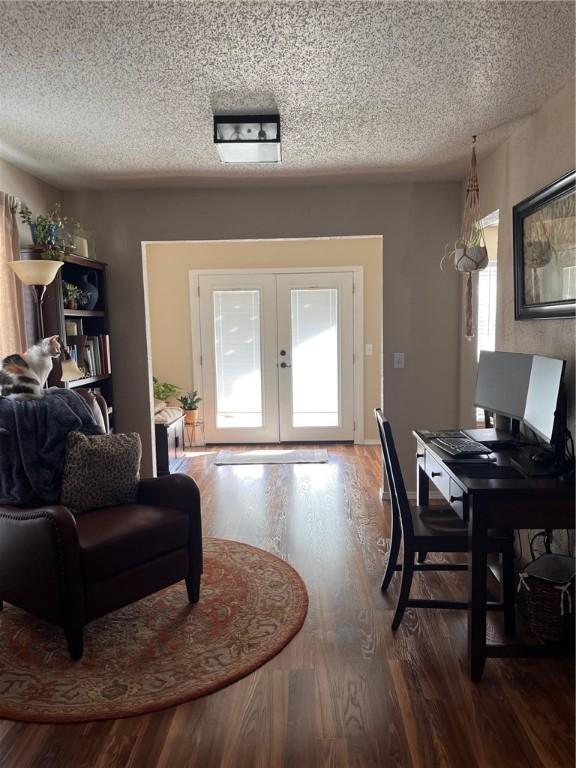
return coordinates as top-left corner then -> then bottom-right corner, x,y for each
213,114 -> 281,164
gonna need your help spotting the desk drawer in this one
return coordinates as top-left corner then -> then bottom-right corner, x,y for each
425,452 -> 451,500
448,478 -> 467,521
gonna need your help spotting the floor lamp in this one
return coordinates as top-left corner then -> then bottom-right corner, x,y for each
8,258 -> 84,383
8,259 -> 63,341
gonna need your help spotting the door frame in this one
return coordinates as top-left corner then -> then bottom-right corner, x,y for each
189,266 -> 365,443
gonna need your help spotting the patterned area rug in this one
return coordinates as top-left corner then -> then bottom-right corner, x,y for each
0,538 -> 308,723
214,448 -> 329,465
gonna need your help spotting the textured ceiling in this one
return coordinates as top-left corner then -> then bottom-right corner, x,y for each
0,1 -> 574,189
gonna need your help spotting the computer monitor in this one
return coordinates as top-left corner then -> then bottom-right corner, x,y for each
523,355 -> 566,444
475,351 -> 534,420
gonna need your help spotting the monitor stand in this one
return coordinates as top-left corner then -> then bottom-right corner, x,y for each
464,427 -> 515,447
478,412 -> 522,444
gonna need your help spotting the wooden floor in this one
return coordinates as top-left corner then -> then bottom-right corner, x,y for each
1,445 -> 573,767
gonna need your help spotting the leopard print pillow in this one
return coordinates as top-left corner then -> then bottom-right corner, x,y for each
61,431 -> 142,514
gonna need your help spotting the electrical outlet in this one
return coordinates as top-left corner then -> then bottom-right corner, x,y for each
393,352 -> 405,369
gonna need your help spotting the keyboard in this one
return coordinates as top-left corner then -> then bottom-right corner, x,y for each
431,437 -> 491,456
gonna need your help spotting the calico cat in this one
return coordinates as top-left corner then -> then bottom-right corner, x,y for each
0,336 -> 61,400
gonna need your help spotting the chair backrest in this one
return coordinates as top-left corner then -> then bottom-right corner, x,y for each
74,387 -> 110,433
374,408 -> 414,539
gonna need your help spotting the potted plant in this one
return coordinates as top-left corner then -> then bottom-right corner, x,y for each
153,377 -> 180,403
178,390 -> 202,424
451,220 -> 488,273
18,203 -> 81,262
63,281 -> 89,310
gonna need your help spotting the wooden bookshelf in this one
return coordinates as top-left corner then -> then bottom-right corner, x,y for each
20,247 -> 115,428
68,374 -> 111,389
63,309 -> 105,318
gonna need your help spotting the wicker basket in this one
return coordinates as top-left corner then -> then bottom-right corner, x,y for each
518,553 -> 575,644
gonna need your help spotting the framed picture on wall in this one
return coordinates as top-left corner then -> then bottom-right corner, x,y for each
513,170 -> 575,320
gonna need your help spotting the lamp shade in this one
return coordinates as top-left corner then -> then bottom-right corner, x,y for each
60,357 -> 85,382
214,114 -> 281,164
9,259 -> 63,286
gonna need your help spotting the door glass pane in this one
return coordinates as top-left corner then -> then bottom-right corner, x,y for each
213,289 -> 263,428
291,288 -> 339,427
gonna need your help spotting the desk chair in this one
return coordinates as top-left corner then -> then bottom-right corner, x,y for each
375,409 -> 515,632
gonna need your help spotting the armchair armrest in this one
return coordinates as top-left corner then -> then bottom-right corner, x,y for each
0,504 -> 85,627
137,474 -> 203,573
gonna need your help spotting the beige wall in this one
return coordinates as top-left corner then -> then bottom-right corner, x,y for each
466,81 -> 575,431
146,237 -> 382,439
64,181 -> 462,481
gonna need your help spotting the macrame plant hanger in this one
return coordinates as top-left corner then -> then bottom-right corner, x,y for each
441,135 -> 488,339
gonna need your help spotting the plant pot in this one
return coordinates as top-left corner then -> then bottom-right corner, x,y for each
66,299 -> 78,310
30,223 -> 57,246
184,409 -> 199,425
454,245 -> 488,272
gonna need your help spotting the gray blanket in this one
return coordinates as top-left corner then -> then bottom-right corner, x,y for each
0,388 -> 103,505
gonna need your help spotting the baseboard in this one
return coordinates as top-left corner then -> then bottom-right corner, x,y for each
355,439 -> 379,445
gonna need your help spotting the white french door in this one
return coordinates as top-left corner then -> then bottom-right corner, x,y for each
276,273 -> 354,441
197,271 -> 355,444
198,274 -> 280,443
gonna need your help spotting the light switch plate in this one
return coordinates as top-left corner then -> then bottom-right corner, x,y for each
365,343 -> 373,355
393,352 -> 405,369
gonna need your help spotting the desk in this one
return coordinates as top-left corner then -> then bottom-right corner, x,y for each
414,429 -> 574,681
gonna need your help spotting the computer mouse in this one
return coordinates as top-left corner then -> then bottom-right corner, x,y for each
530,452 -> 551,464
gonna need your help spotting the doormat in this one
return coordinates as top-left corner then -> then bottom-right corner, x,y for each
214,449 -> 329,465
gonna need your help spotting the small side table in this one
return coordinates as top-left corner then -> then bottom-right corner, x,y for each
184,419 -> 205,448
155,413 -> 185,475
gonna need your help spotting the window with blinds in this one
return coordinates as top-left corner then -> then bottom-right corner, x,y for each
476,261 -> 498,421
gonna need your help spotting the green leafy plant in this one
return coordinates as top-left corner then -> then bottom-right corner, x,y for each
18,202 -> 81,261
153,377 -> 180,402
178,390 -> 202,410
63,282 -> 89,306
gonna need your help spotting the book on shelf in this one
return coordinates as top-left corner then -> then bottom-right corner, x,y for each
85,339 -> 96,376
99,335 -> 111,374
65,334 -> 111,379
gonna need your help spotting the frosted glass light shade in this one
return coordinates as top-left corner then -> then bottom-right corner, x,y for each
9,259 -> 63,286
214,114 -> 281,164
60,358 -> 85,382
216,142 -> 281,163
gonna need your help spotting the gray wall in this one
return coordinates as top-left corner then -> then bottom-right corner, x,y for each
64,181 -> 462,481
481,81 -> 575,429
458,81 -> 575,440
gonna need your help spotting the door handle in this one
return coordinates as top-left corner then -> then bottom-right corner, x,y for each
450,495 -> 464,503
280,362 -> 292,369
431,471 -> 442,477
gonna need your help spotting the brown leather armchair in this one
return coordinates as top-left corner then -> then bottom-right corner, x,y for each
0,473 -> 203,660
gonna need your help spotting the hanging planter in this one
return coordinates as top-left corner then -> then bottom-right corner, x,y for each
442,136 -> 489,339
